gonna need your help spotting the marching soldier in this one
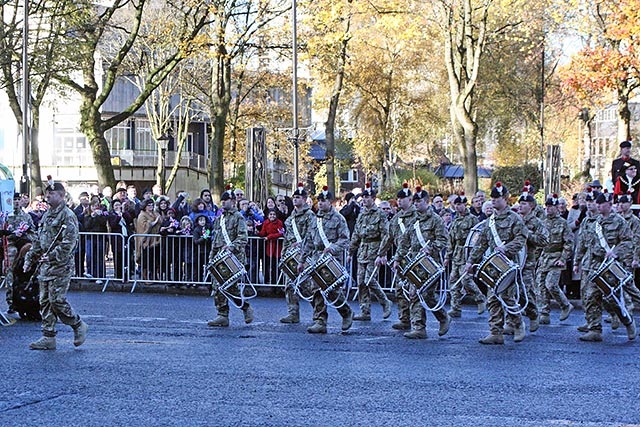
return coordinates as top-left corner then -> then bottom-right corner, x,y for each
279,183 -> 316,324
207,185 -> 254,327
573,190 -> 601,333
444,192 -> 486,318
298,186 -> 353,334
393,187 -> 451,339
24,182 -> 88,350
465,182 -> 527,345
507,188 -> 548,334
573,191 -> 636,342
2,192 -> 36,312
378,183 -> 417,330
348,183 -> 392,321
537,194 -> 574,325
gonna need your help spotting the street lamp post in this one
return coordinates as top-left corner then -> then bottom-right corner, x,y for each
157,134 -> 170,195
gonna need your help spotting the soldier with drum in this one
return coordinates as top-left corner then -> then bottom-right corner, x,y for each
298,187 -> 353,334
278,183 -> 316,324
378,183 -> 417,330
444,192 -> 486,319
506,188 -> 548,335
465,182 -> 528,345
207,185 -> 254,327
573,189 -> 601,333
348,183 -> 393,321
393,187 -> 451,339
573,191 -> 636,342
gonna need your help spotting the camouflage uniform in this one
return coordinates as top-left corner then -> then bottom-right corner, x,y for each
300,206 -> 353,326
395,208 -> 449,335
208,206 -> 250,318
537,214 -> 573,318
3,205 -> 36,308
349,205 -> 392,318
579,212 -> 637,334
24,202 -> 83,338
468,209 -> 527,337
281,204 -> 316,321
620,210 -> 640,310
518,211 -> 548,322
574,211 -> 599,306
445,209 -> 485,316
379,204 -> 417,326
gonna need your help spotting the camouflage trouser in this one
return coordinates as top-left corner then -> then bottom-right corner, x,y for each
357,261 -> 388,315
537,268 -> 570,316
312,287 -> 352,325
487,286 -> 522,335
448,261 -> 485,313
283,278 -> 300,317
520,264 -> 539,321
39,274 -> 81,337
213,281 -> 251,317
407,287 -> 447,331
394,277 -> 410,324
4,244 -> 17,306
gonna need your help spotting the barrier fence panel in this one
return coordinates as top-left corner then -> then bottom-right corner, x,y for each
72,232 -> 398,294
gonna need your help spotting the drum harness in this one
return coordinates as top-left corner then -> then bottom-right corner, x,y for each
292,216 -> 351,309
593,223 -> 631,320
206,215 -> 257,308
401,221 -> 447,312
284,214 -> 315,302
485,216 -> 527,315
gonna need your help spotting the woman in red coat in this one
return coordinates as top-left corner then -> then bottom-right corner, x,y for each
258,209 -> 285,284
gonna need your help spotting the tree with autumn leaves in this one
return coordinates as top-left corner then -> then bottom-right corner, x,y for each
561,0 -> 640,142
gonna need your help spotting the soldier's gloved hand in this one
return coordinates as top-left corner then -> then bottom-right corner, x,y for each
555,260 -> 565,268
393,260 -> 400,270
573,263 -> 580,274
297,262 -> 306,274
465,263 -> 474,274
495,245 -> 506,255
443,258 -> 450,267
375,256 -> 386,266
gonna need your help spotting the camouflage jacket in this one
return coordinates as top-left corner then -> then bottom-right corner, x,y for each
573,212 -> 599,272
445,210 -> 479,265
582,212 -> 632,270
209,207 -> 248,264
379,205 -> 417,255
282,205 -> 315,253
468,209 -> 526,265
349,205 -> 390,262
538,214 -> 572,269
301,207 -> 350,262
3,208 -> 36,246
620,211 -> 640,264
25,203 -> 78,280
396,208 -> 448,262
521,211 -> 549,269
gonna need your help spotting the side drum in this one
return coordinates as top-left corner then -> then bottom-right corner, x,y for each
309,254 -> 349,292
588,259 -> 632,297
401,252 -> 444,291
464,221 -> 485,261
207,250 -> 245,289
474,251 -> 518,294
280,246 -> 302,281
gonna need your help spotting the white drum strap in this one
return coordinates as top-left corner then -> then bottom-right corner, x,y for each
317,217 -> 331,249
398,218 -> 406,234
488,216 -> 503,247
595,222 -> 611,253
220,215 -> 232,246
292,215 -> 303,243
413,221 -> 427,248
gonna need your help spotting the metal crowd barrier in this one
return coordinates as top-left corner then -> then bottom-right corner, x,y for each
72,232 -> 397,293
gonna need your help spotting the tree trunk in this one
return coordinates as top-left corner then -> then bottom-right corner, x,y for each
30,108 -> 43,193
617,86 -> 631,142
82,104 -> 116,188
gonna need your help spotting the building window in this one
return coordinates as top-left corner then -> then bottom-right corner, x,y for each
340,169 -> 358,183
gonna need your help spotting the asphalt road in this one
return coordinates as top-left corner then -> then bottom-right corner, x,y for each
1,290 -> 639,427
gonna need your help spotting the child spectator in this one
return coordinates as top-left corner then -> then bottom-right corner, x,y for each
258,209 -> 285,285
193,214 -> 212,283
